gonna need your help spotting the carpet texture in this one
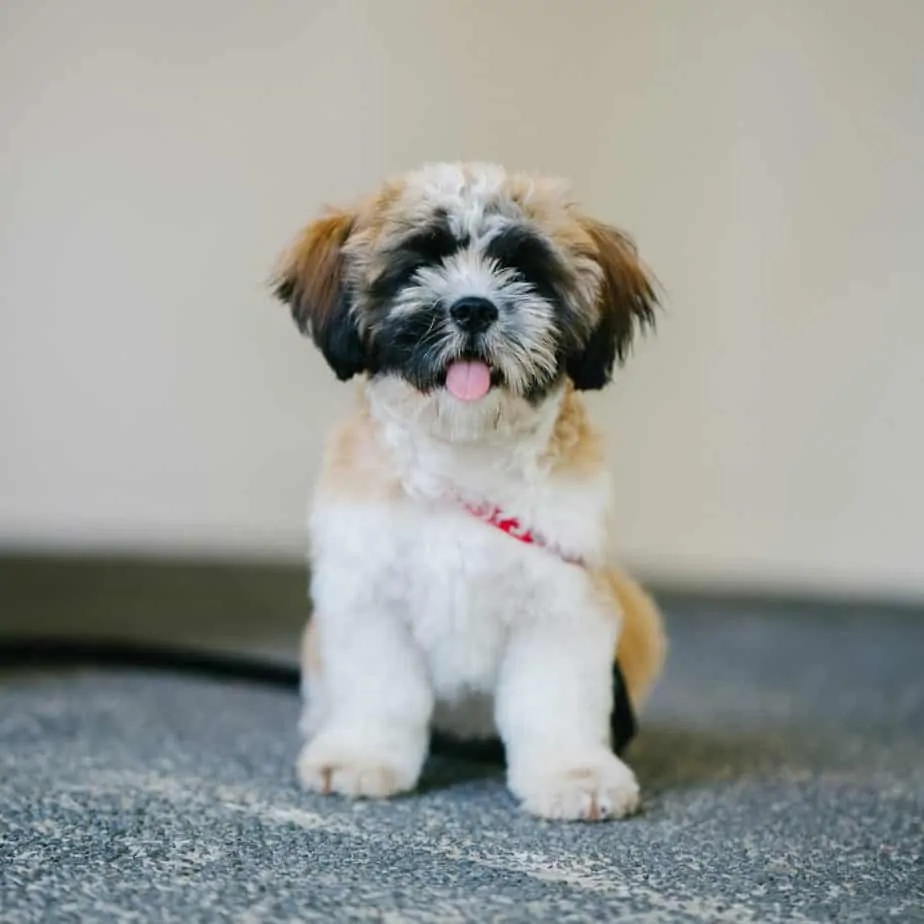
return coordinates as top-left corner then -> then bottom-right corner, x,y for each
2,599 -> 922,923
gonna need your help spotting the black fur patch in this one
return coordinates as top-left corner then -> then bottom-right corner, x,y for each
275,276 -> 366,381
369,214 -> 470,306
317,290 -> 367,382
564,312 -> 618,391
367,310 -> 451,392
484,225 -> 569,305
368,252 -> 430,305
565,289 -> 657,390
403,217 -> 468,263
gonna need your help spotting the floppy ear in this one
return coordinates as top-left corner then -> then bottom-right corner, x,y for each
566,219 -> 658,391
273,209 -> 366,381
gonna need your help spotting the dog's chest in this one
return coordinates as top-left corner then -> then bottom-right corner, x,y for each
392,504 -> 550,699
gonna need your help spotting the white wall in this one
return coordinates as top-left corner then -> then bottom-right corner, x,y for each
2,0 -> 922,598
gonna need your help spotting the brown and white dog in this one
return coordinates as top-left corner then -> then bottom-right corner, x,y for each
274,162 -> 666,821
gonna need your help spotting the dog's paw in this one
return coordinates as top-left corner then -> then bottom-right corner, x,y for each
511,751 -> 641,821
296,738 -> 422,799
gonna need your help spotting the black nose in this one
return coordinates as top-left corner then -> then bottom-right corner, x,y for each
449,296 -> 498,334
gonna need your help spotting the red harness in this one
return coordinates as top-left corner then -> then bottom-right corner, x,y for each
460,500 -> 586,568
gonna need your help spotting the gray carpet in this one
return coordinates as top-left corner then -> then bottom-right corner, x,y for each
2,598 -> 923,923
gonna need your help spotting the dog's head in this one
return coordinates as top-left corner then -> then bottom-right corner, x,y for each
274,163 -> 657,432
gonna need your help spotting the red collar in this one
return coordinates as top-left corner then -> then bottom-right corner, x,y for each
460,499 -> 586,568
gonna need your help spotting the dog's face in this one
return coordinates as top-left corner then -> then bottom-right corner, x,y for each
275,163 -> 656,431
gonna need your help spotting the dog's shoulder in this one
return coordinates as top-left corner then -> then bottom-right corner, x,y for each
315,404 -> 402,503
541,385 -> 606,480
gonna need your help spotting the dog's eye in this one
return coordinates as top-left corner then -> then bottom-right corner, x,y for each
369,251 -> 427,301
403,225 -> 468,263
485,226 -> 563,303
369,221 -> 469,303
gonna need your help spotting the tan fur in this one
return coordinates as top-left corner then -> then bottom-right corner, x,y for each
542,382 -> 605,477
607,568 -> 667,708
276,209 -> 354,335
315,397 -> 401,502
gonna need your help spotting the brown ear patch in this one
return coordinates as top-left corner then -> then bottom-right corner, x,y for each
567,219 -> 659,390
274,210 -> 354,335
273,209 -> 366,381
584,220 -> 658,361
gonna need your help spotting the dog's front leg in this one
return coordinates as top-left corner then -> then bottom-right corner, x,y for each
296,592 -> 433,800
495,602 -> 640,821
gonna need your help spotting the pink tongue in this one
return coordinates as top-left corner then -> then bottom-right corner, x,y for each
445,361 -> 492,401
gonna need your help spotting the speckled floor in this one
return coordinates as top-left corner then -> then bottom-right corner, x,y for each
1,596 -> 923,923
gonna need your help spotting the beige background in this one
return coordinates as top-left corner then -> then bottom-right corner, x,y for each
2,1 -> 922,598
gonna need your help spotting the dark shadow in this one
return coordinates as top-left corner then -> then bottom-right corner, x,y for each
418,755 -> 505,793
417,721 -> 848,795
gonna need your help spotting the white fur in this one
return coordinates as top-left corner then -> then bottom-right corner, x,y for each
297,379 -> 638,821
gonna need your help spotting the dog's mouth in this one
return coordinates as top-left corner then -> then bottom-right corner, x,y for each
444,359 -> 493,402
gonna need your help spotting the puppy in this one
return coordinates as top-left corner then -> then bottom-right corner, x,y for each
274,163 -> 666,821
